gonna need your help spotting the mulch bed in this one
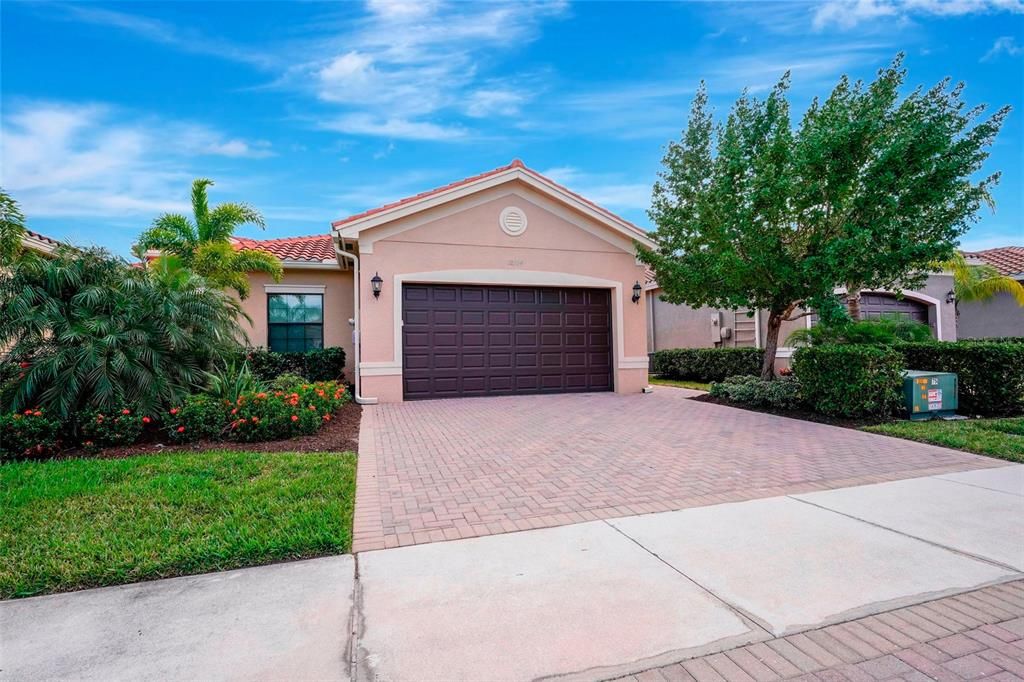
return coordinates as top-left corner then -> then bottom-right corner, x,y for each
61,400 -> 363,460
689,393 -> 880,429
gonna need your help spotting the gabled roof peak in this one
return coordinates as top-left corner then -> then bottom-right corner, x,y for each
330,160 -> 653,248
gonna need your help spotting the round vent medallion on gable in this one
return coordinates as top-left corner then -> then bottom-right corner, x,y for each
499,206 -> 528,236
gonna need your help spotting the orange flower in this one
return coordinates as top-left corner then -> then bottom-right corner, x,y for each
170,407 -> 179,415
176,426 -> 185,433
142,416 -> 151,424
308,405 -> 316,411
122,409 -> 131,415
251,416 -> 260,423
291,415 -> 299,422
257,392 -> 267,399
24,409 -> 32,415
322,414 -> 331,422
231,408 -> 237,415
33,410 -> 42,417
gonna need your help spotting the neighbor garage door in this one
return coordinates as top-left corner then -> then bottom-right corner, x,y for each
402,284 -> 613,399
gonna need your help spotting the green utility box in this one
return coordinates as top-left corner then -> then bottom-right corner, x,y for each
903,370 -> 958,420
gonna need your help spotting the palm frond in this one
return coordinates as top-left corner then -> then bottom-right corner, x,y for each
137,214 -> 197,257
191,178 -> 214,238
229,248 -> 282,282
206,203 -> 266,242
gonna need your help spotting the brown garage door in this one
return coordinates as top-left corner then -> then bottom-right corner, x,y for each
859,293 -> 929,325
402,284 -> 613,399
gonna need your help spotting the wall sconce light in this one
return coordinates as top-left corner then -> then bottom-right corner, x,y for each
370,272 -> 383,299
945,290 -> 955,305
632,280 -> 642,304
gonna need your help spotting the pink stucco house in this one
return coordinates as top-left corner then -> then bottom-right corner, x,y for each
232,161 -> 656,403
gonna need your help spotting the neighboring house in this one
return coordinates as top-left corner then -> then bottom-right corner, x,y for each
20,229 -> 61,257
645,270 -> 959,369
958,246 -> 1024,339
232,160 -> 654,403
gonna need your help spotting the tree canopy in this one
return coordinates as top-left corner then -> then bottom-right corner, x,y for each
639,54 -> 1009,379
136,178 -> 282,298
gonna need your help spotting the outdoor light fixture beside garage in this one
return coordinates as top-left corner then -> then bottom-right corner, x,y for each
632,281 -> 642,304
370,272 -> 383,299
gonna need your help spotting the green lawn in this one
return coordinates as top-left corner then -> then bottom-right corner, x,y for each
649,376 -> 713,391
0,450 -> 357,599
864,418 -> 1024,463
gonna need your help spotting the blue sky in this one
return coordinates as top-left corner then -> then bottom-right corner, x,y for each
2,0 -> 1022,256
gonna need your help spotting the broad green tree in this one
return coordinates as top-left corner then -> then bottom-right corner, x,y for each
137,178 -> 282,298
640,55 -> 1009,379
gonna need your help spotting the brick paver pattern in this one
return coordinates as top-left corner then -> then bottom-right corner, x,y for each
617,580 -> 1024,681
352,390 -> 1001,551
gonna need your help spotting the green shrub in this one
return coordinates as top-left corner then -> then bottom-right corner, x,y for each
792,345 -> 903,419
268,372 -> 309,392
241,347 -> 347,382
228,381 -> 349,443
203,360 -> 265,405
895,341 -> 1024,417
0,409 -> 62,461
709,375 -> 803,410
0,247 -> 244,418
787,317 -> 932,347
650,348 -> 763,382
165,395 -> 229,443
79,405 -> 146,449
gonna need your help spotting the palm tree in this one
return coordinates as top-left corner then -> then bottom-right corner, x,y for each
944,252 -> 1024,308
0,247 -> 247,418
137,178 -> 282,298
0,189 -> 27,265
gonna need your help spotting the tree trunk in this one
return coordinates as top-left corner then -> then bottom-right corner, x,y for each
761,312 -> 783,380
846,286 -> 862,320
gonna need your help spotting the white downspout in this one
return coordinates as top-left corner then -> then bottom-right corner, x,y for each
333,235 -> 378,405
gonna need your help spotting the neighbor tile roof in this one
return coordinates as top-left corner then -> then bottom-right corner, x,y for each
331,159 -> 649,238
231,234 -> 335,263
963,246 -> 1024,277
24,230 -> 62,247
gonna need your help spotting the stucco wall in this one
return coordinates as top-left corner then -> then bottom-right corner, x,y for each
958,291 -> 1024,338
237,267 -> 355,379
647,273 -> 958,366
355,182 -> 650,402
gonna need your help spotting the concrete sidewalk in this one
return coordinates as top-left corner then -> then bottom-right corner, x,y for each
2,465 -> 1021,681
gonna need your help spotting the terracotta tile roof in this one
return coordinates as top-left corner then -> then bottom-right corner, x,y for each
24,229 -> 62,247
331,159 -> 649,238
963,246 -> 1024,277
231,234 -> 335,263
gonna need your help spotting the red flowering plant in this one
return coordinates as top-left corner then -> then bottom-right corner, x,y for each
0,409 -> 62,461
165,395 -> 229,444
78,404 -> 145,450
228,380 -> 348,443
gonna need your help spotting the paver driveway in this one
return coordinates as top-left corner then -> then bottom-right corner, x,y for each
352,388 -> 1001,551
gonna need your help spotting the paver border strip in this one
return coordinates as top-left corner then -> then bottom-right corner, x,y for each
599,579 -> 1024,682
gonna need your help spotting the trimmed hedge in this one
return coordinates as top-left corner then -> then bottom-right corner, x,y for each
709,375 -> 803,410
792,345 -> 904,419
240,347 -> 347,382
650,347 -> 764,383
895,341 -> 1024,417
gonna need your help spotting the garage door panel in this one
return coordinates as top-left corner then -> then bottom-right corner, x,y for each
403,284 -> 612,399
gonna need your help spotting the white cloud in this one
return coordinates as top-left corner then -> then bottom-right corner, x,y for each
813,0 -> 1024,30
293,0 -> 567,140
541,166 -> 652,211
466,89 -> 527,117
319,114 -> 467,141
0,101 -> 273,219
982,36 -> 1024,61
59,5 -> 276,68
